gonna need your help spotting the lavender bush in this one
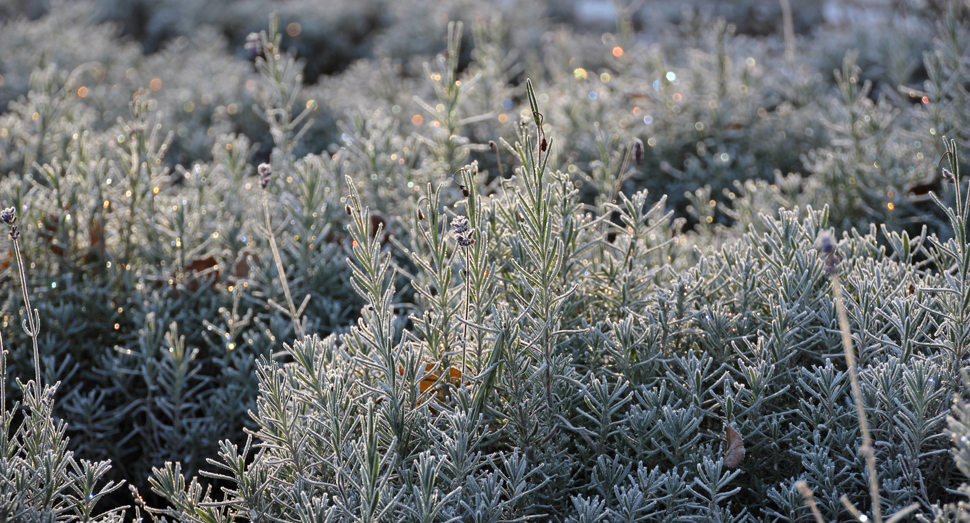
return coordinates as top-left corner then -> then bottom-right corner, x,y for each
0,1 -> 969,520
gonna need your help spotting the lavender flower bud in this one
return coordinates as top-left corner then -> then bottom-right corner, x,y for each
943,167 -> 956,184
245,33 -> 263,59
452,215 -> 474,246
257,163 -> 272,189
633,138 -> 644,164
8,225 -> 19,241
816,232 -> 840,273
816,232 -> 835,256
823,254 -> 841,274
452,216 -> 470,235
0,207 -> 16,225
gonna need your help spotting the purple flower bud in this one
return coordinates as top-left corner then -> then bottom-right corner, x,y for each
452,216 -> 474,246
943,167 -> 956,184
823,254 -> 841,274
817,232 -> 841,273
245,33 -> 263,59
257,163 -> 272,189
816,232 -> 836,256
0,207 -> 16,225
452,216 -> 470,235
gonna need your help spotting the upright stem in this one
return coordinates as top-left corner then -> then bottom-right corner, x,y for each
461,254 -> 470,387
779,0 -> 795,67
1,329 -> 6,423
262,192 -> 306,340
795,481 -> 825,523
832,275 -> 883,523
612,141 -> 635,203
12,240 -> 41,399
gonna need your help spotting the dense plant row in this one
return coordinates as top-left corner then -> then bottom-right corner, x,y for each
1,0 -> 970,520
143,80 -> 970,522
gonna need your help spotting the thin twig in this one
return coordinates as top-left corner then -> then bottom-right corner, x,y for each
12,239 -> 41,400
613,139 -> 636,203
461,262 -> 470,388
0,327 -> 5,426
832,274 -> 883,523
779,0 -> 796,67
262,191 -> 307,340
491,141 -> 504,179
795,480 -> 826,523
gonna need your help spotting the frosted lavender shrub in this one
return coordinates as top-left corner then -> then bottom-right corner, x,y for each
0,1 -> 968,519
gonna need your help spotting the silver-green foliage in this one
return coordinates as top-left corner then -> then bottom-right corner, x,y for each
2,2 -> 970,519
146,78 -> 970,523
0,369 -> 125,522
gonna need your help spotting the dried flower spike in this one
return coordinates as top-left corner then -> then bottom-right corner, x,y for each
488,140 -> 497,150
942,167 -> 956,184
452,216 -> 470,235
1,207 -> 16,225
257,163 -> 272,189
452,215 -> 474,246
2,208 -> 19,240
816,231 -> 840,274
633,137 -> 644,164
816,231 -> 835,255
823,254 -> 841,274
245,32 -> 263,59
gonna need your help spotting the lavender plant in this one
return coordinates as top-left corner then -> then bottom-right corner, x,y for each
2,1 -> 970,519
0,207 -> 124,520
146,68 -> 970,523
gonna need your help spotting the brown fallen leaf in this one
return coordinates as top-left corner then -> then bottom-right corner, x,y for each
232,249 -> 262,279
180,255 -> 219,292
724,423 -> 745,468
